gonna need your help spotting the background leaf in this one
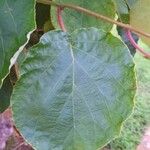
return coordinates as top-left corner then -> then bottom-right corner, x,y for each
51,0 -> 115,32
12,28 -> 136,150
0,0 -> 35,87
126,0 -> 138,9
130,0 -> 150,46
113,0 -> 129,23
113,0 -> 138,23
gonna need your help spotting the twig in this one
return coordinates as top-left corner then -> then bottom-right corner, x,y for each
126,30 -> 150,59
36,0 -> 150,39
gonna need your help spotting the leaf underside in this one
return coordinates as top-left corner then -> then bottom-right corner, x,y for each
12,28 -> 136,150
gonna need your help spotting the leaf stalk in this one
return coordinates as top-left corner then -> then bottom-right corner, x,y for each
126,30 -> 150,59
57,6 -> 66,32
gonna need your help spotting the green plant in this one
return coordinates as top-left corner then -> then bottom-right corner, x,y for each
0,0 -> 149,149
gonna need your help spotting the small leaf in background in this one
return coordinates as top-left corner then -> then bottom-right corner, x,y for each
113,0 -> 138,23
113,0 -> 129,23
51,0 -> 115,32
0,0 -> 35,87
12,28 -> 136,150
130,0 -> 150,46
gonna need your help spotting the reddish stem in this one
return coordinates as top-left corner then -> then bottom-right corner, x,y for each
57,7 -> 66,32
126,29 -> 150,59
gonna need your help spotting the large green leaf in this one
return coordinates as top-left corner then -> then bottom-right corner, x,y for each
51,0 -> 115,32
11,28 -> 136,150
0,0 -> 35,87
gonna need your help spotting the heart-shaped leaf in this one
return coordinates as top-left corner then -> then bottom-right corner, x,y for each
12,28 -> 136,150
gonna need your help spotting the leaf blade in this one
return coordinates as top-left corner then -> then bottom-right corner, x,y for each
12,28 -> 136,150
